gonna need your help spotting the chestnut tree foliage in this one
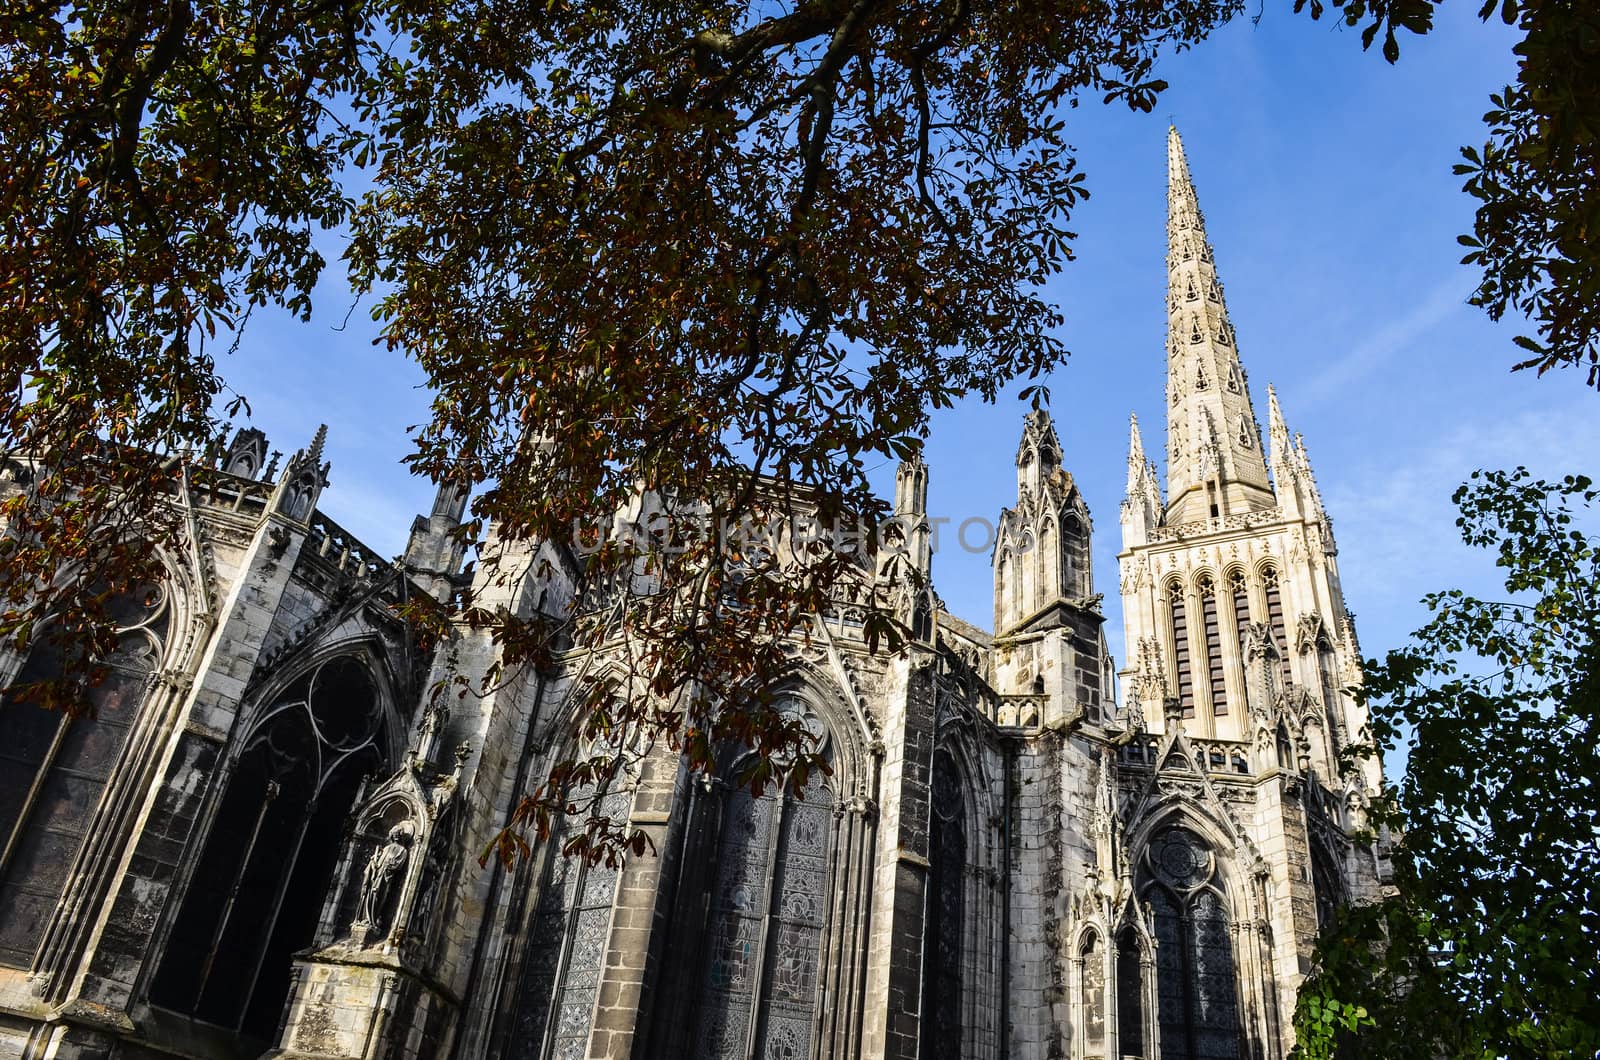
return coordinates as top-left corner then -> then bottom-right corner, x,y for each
0,0 -> 1578,861
1455,0 -> 1600,389
1292,470 -> 1600,1059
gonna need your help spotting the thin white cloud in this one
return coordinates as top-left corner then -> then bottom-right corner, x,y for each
1326,398 -> 1600,655
1301,275 -> 1475,403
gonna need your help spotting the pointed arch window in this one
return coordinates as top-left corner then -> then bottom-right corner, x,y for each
1166,582 -> 1195,719
1117,925 -> 1148,1058
1081,930 -> 1106,1054
1261,567 -> 1293,690
0,585 -> 170,968
1190,318 -> 1204,345
921,750 -> 966,1060
1063,514 -> 1091,599
695,712 -> 836,1060
1227,571 -> 1250,711
1309,845 -> 1343,932
1185,278 -> 1199,302
1197,576 -> 1227,717
151,656 -> 386,1040
1276,722 -> 1296,771
1194,365 -> 1208,390
1316,640 -> 1340,720
1142,826 -> 1242,1060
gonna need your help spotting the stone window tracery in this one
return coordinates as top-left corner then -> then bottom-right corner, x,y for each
0,584 -> 169,969
1142,826 -> 1242,1060
150,655 -> 385,1039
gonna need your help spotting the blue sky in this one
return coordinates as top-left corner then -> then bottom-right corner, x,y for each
220,2 -> 1598,698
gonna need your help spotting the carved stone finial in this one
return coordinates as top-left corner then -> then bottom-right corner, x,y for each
1162,695 -> 1184,731
413,702 -> 451,765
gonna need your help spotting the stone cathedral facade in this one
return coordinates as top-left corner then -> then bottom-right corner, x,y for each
0,129 -> 1387,1060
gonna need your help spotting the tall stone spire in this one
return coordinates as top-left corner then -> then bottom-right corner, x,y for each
1164,125 -> 1274,524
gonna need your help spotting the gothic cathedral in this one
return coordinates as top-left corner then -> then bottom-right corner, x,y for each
0,129 -> 1387,1060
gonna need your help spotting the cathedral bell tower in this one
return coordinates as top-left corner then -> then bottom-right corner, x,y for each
1112,128 -> 1388,1057
991,409 -> 1109,727
1118,127 -> 1372,768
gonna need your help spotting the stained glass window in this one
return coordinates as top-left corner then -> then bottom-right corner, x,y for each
509,789 -> 630,1060
695,700 -> 835,1060
0,585 -> 169,969
1082,932 -> 1105,1052
1310,847 -> 1341,933
1198,576 -> 1226,717
1117,926 -> 1147,1058
151,656 -> 385,1039
1142,826 -> 1242,1060
920,750 -> 966,1060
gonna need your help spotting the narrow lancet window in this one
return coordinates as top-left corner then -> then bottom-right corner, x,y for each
1228,571 -> 1251,713
1197,576 -> 1226,717
1317,641 -> 1340,720
1118,926 -> 1148,1059
922,751 -> 966,1060
1167,582 -> 1195,718
1263,567 -> 1293,690
1082,932 -> 1106,1053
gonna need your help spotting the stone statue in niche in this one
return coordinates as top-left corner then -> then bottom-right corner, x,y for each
352,823 -> 413,944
